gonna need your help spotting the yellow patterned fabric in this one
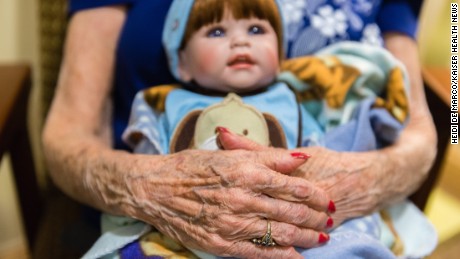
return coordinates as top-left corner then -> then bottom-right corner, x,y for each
138,232 -> 199,258
280,53 -> 409,123
281,56 -> 360,108
143,84 -> 179,112
373,68 -> 409,123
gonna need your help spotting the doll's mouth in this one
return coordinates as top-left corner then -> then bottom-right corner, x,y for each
227,54 -> 255,67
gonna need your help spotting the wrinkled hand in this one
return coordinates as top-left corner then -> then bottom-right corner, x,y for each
217,128 -> 383,226
122,148 -> 333,258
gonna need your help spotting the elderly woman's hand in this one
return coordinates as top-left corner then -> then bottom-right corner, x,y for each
216,127 -> 392,226
110,149 -> 334,258
287,147 -> 384,225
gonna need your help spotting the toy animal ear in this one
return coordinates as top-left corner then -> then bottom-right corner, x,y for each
263,113 -> 287,148
170,110 -> 202,153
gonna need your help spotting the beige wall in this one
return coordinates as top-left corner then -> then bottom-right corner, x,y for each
0,156 -> 25,252
418,0 -> 452,67
0,0 -> 41,254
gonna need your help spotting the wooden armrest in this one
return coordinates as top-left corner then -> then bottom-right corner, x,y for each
422,66 -> 450,106
0,64 -> 42,250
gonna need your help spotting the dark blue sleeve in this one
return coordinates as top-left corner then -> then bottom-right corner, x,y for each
377,0 -> 423,39
69,0 -> 135,14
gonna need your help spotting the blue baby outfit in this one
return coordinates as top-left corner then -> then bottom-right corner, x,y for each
124,83 -> 322,155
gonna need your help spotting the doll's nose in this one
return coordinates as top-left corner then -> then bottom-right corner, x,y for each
230,34 -> 250,48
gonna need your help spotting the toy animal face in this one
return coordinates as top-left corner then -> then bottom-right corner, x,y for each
170,93 -> 287,153
194,93 -> 270,148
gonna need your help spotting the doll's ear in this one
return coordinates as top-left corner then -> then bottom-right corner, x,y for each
178,51 -> 193,82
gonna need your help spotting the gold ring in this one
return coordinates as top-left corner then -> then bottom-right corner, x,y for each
252,220 -> 276,247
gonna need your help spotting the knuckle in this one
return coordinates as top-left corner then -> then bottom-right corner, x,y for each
221,215 -> 252,236
269,200 -> 284,218
294,182 -> 313,200
260,248 -> 295,259
275,225 -> 298,245
280,202 -> 303,224
285,226 -> 299,241
298,206 -> 313,226
288,250 -> 301,259
206,234 -> 229,253
285,246 -> 301,258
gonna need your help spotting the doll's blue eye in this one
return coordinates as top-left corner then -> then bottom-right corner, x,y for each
248,25 -> 265,35
207,27 -> 225,37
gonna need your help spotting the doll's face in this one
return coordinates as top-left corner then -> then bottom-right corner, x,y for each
178,10 -> 279,93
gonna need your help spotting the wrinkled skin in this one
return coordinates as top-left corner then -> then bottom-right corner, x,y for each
218,129 -> 383,225
121,150 -> 333,258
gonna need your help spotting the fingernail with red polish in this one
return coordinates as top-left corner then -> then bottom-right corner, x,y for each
328,200 -> 336,213
215,126 -> 230,134
318,233 -> 329,244
326,217 -> 334,228
290,152 -> 311,160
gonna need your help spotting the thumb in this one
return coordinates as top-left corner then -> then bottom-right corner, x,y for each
216,126 -> 267,151
216,126 -> 312,174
